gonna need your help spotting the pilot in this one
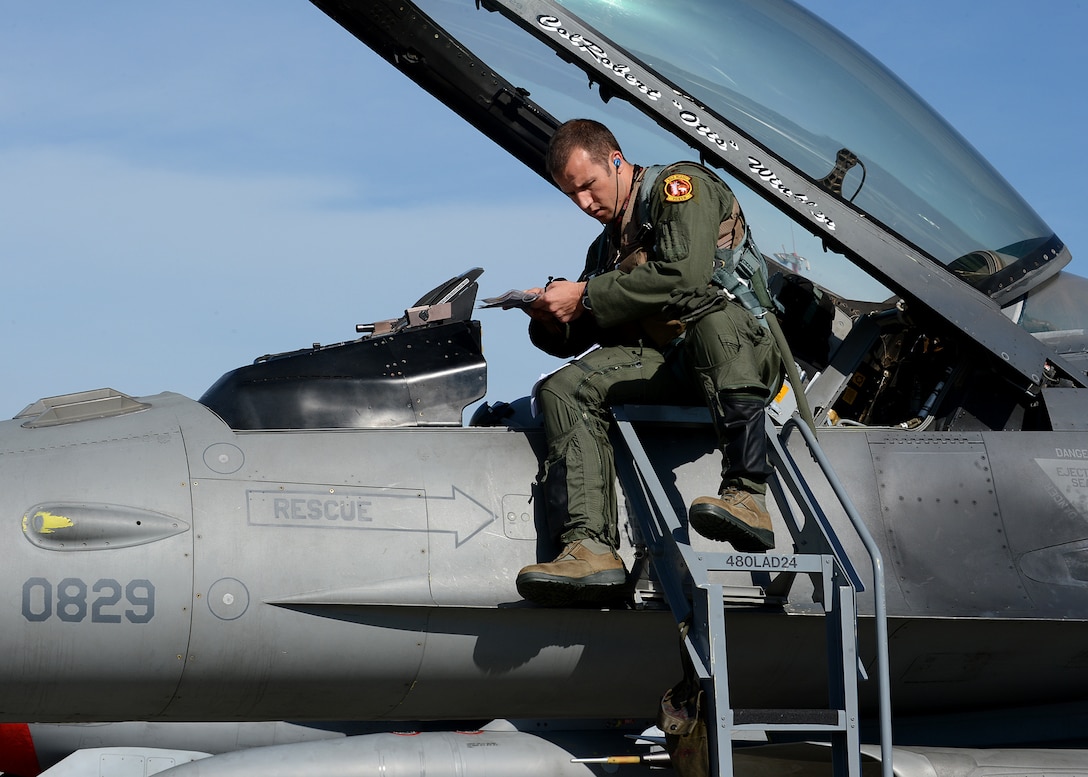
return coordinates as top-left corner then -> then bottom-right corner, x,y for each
516,118 -> 783,606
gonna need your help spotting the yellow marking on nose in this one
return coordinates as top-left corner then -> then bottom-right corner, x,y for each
25,510 -> 75,534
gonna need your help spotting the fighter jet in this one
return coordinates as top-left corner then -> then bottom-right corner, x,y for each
3,1 -> 1088,776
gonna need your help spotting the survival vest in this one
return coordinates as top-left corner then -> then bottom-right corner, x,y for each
637,163 -> 773,322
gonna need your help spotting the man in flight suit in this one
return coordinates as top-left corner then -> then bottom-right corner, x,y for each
516,119 -> 782,607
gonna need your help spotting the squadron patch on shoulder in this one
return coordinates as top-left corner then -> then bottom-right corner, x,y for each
662,173 -> 694,203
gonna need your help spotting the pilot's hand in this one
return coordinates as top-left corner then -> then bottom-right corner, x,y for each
535,280 -> 587,324
522,287 -> 553,322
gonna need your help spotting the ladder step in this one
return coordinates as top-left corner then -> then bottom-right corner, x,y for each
697,551 -> 827,575
733,708 -> 844,730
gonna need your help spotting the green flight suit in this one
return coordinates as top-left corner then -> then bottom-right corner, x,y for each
530,163 -> 782,549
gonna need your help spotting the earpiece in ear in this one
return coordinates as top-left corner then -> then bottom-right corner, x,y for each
614,157 -> 622,168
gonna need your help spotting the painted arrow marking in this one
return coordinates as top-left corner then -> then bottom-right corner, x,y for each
246,485 -> 495,546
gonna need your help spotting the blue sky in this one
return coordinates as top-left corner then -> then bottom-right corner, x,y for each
1,1 -> 1085,417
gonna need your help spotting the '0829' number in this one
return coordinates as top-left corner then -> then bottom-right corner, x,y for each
22,577 -> 155,624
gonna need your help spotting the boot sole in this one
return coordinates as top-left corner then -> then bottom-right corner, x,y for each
516,569 -> 628,607
688,503 -> 774,552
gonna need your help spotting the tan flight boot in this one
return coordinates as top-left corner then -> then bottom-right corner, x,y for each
516,538 -> 628,606
688,487 -> 774,551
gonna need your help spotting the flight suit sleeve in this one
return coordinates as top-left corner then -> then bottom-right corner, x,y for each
586,164 -> 734,329
527,239 -> 605,358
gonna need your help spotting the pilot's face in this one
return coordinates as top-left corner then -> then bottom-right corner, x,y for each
553,147 -> 622,224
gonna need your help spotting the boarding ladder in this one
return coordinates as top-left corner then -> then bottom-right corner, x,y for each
612,406 -> 892,777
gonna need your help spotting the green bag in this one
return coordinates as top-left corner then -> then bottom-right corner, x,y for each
656,619 -> 711,777
659,682 -> 709,777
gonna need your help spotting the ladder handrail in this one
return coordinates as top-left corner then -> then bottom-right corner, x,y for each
764,415 -> 866,591
779,417 -> 893,777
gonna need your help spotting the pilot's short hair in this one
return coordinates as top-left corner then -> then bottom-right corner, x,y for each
546,119 -> 623,179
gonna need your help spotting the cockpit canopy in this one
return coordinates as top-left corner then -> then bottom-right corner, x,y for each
540,0 -> 1063,302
